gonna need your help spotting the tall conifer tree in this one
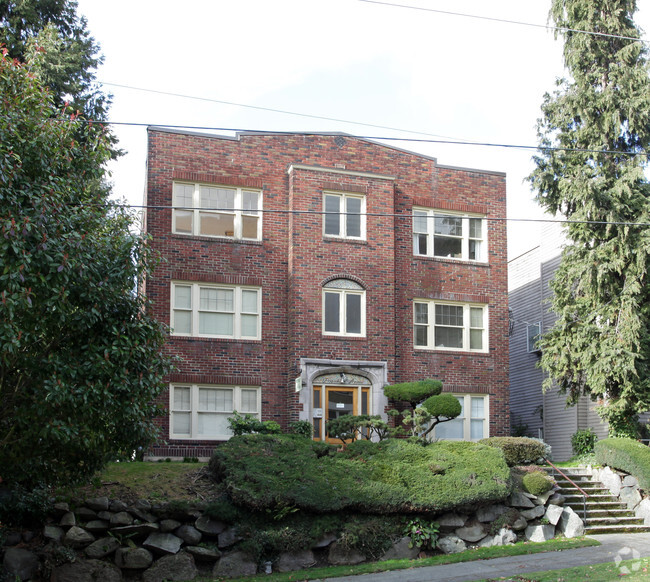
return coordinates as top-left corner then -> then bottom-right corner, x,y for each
529,0 -> 650,435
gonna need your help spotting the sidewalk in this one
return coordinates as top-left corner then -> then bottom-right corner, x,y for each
319,533 -> 650,582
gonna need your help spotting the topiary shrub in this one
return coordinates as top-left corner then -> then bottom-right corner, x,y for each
571,428 -> 598,456
522,471 -> 554,495
594,437 -> 650,491
383,379 -> 443,408
478,437 -> 547,466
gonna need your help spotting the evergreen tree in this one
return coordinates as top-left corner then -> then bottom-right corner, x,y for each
0,0 -> 108,120
529,0 -> 650,436
0,50 -> 171,487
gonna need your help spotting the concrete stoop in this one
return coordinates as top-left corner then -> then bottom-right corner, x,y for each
547,467 -> 650,535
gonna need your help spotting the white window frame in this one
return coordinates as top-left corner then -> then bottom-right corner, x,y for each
322,280 -> 366,337
527,322 -> 542,353
172,181 -> 262,240
323,191 -> 366,240
171,282 -> 261,340
170,384 -> 261,440
413,300 -> 488,353
412,207 -> 486,261
432,394 -> 489,441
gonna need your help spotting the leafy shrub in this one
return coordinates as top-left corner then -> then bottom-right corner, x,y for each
0,485 -> 52,526
594,438 -> 650,491
522,471 -> 554,495
326,415 -> 389,444
288,420 -> 313,439
338,516 -> 402,559
478,437 -> 547,466
571,428 -> 598,456
403,518 -> 439,550
227,412 -> 282,436
209,434 -> 510,515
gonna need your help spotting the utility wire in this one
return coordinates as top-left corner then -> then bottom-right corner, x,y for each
357,0 -> 650,45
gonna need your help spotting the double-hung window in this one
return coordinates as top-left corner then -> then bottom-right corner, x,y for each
323,279 -> 365,337
414,300 -> 487,352
173,182 -> 262,240
527,322 -> 541,353
413,208 -> 485,261
323,192 -> 365,239
433,394 -> 488,441
171,283 -> 261,339
170,384 -> 260,440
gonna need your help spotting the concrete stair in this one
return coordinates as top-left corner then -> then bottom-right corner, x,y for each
546,467 -> 650,535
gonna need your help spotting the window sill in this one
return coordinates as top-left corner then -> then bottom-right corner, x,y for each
414,347 -> 491,356
322,334 -> 367,341
323,236 -> 368,245
170,335 -> 262,344
170,233 -> 263,245
413,255 -> 489,266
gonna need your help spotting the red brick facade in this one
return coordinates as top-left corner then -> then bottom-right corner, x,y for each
145,128 -> 509,457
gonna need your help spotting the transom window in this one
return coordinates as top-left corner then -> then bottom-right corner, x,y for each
323,279 -> 365,337
323,192 -> 366,239
171,282 -> 260,339
413,208 -> 485,261
170,384 -> 260,440
414,300 -> 487,352
433,394 -> 488,441
173,182 -> 262,240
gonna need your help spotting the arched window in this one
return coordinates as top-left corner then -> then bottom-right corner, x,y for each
322,279 -> 365,337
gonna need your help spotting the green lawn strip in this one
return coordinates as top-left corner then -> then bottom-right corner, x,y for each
205,537 -> 599,582
473,557 -> 650,582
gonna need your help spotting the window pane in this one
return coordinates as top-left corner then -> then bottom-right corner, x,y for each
241,290 -> 258,313
471,397 -> 484,418
469,218 -> 482,239
198,413 -> 231,436
415,303 -> 428,324
435,305 -> 463,326
240,389 -> 258,413
174,286 -> 192,309
435,327 -> 463,348
346,197 -> 361,237
173,310 -> 192,334
434,236 -> 462,258
415,325 -> 428,346
200,312 -> 233,335
242,191 -> 259,213
324,292 -> 340,332
324,195 -> 340,235
413,211 -> 428,233
470,329 -> 483,350
200,212 -> 234,236
415,233 -> 428,255
470,307 -> 483,328
240,314 -> 258,337
434,216 -> 462,236
173,387 -> 191,410
471,419 -> 484,440
469,240 -> 481,260
242,215 -> 258,239
436,419 -> 464,439
174,210 -> 193,233
216,289 -> 234,311
173,412 -> 191,435
199,388 -> 232,412
346,293 -> 361,334
173,184 -> 194,206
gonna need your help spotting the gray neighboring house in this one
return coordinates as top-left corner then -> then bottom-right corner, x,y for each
508,223 -> 608,461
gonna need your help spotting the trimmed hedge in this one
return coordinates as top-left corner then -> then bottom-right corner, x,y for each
209,434 -> 511,515
478,437 -> 547,466
594,437 -> 650,491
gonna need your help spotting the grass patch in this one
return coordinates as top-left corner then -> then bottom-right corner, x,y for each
61,461 -> 212,503
551,453 -> 598,468
477,557 -> 650,581
205,537 -> 599,582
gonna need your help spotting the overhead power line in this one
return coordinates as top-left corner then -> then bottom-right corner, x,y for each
357,0 -> 650,45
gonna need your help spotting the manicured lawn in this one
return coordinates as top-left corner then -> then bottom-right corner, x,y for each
204,538 -> 599,582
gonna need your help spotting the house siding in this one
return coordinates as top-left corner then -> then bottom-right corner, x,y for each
145,129 -> 509,456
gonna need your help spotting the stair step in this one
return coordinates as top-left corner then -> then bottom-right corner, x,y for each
585,516 -> 644,526
586,509 -> 638,518
585,524 -> 650,535
565,500 -> 627,509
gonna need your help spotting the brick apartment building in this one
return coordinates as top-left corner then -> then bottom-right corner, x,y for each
144,128 -> 509,457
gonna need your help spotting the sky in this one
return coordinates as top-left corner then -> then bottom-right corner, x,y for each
74,0 -> 650,259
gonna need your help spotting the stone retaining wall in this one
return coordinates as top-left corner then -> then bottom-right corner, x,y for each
1,486 -> 585,581
591,466 -> 650,524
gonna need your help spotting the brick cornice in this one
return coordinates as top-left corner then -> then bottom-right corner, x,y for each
412,197 -> 488,215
